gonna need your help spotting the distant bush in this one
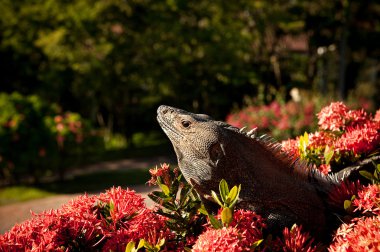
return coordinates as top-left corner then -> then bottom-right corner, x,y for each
226,99 -> 320,140
0,92 -> 104,184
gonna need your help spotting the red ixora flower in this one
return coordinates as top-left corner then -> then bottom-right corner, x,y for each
281,138 -> 300,158
334,123 -> 380,155
0,187 -> 171,251
192,227 -> 248,252
353,184 -> 380,215
223,209 -> 266,244
375,109 -> 380,122
147,163 -> 172,186
317,102 -> 349,131
308,131 -> 334,149
317,163 -> 331,175
329,216 -> 380,252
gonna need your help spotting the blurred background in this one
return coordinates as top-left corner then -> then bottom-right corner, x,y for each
0,0 -> 379,228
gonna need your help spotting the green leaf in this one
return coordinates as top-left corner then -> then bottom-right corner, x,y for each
324,146 -> 334,164
125,241 -> 136,252
211,190 -> 224,207
137,239 -> 145,249
198,205 -> 209,215
299,132 -> 309,153
219,179 -> 229,202
251,239 -> 263,249
229,184 -> 241,208
221,207 -> 233,226
209,214 -> 223,229
344,200 -> 352,210
159,184 -> 170,196
158,238 -> 165,247
226,185 -> 238,204
359,170 -> 374,181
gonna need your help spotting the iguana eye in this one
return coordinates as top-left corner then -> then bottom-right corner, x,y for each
181,120 -> 191,128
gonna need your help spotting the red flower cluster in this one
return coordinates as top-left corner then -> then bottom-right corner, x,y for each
317,102 -> 349,131
0,187 -> 170,251
353,184 -> 380,215
192,209 -> 266,251
192,227 -> 248,252
282,102 -> 380,174
335,124 -> 380,155
226,100 -> 317,140
329,216 -> 380,251
147,163 -> 173,186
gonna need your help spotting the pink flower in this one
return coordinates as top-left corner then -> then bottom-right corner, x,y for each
227,209 -> 266,244
147,163 -> 172,186
317,102 -> 348,131
281,138 -> 300,158
329,216 -> 380,251
308,131 -> 334,148
97,187 -> 146,230
353,184 -> 380,215
334,124 -> 380,155
345,109 -> 370,128
375,109 -> 380,122
318,163 -> 331,175
192,227 -> 248,252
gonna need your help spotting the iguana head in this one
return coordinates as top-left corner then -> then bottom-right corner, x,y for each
157,105 -> 228,187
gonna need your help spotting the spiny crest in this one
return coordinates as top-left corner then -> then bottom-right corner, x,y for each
221,124 -> 300,170
221,124 -> 342,190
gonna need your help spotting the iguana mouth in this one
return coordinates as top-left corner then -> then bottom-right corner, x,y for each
157,106 -> 182,143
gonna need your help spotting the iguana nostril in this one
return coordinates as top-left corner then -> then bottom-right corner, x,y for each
158,105 -> 168,115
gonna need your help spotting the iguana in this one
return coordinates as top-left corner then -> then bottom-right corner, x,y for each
156,105 -> 377,237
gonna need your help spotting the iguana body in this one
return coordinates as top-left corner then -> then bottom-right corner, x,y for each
156,105 -> 342,235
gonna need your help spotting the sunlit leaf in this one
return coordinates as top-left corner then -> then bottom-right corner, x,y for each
211,190 -> 223,207
125,241 -> 136,252
209,215 -> 222,229
344,200 -> 352,210
221,207 -> 233,226
219,179 -> 229,202
359,170 -> 374,181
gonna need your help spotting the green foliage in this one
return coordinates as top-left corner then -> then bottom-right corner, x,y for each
125,239 -> 165,252
0,92 -> 104,184
3,0 -> 378,136
359,162 -> 380,184
201,179 -> 241,228
147,165 -> 206,246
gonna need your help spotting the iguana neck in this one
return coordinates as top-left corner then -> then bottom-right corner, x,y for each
217,130 -> 315,198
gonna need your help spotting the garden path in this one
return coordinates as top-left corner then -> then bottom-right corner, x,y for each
0,155 -> 174,234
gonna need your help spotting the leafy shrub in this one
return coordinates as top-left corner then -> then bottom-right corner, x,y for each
0,92 -> 104,184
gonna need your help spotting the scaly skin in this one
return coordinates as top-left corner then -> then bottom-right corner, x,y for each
157,105 -> 335,236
